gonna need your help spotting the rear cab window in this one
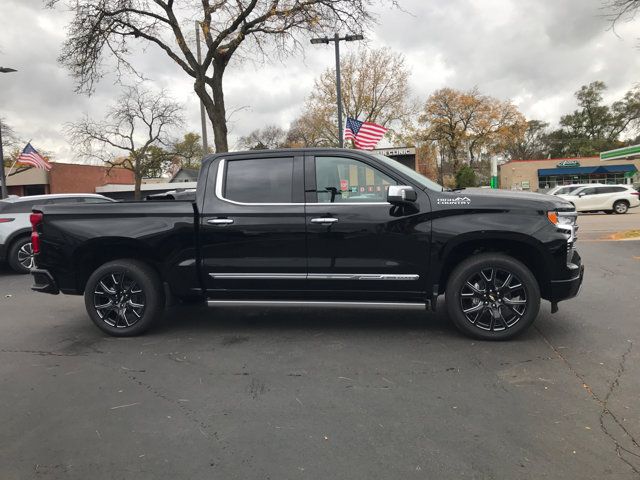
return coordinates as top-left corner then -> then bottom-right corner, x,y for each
222,157 -> 296,204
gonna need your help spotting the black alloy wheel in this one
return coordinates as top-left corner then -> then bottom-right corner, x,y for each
446,253 -> 540,340
459,268 -> 527,332
84,259 -> 165,336
93,271 -> 146,329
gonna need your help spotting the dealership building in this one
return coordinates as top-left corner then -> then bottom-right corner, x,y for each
499,148 -> 640,192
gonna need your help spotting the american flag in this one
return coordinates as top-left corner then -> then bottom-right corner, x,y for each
344,117 -> 387,150
17,143 -> 52,171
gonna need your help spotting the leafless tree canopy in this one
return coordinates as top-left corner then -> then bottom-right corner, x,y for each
48,0 -> 377,152
607,0 -> 640,24
238,124 -> 287,149
288,47 -> 414,147
66,84 -> 184,199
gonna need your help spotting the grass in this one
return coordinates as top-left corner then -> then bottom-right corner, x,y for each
609,229 -> 640,240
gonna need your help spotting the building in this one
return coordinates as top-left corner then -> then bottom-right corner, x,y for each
499,156 -> 640,192
4,162 -> 135,197
170,167 -> 199,183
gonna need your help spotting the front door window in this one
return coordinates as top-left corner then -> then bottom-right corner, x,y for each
314,156 -> 397,203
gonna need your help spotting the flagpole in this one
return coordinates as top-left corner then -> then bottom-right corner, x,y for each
0,121 -> 7,199
6,159 -> 17,178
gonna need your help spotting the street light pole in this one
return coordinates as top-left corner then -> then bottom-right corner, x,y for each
333,33 -> 344,148
0,67 -> 18,199
0,120 -> 7,199
310,33 -> 363,148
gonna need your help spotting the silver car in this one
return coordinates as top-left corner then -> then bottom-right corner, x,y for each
0,193 -> 114,273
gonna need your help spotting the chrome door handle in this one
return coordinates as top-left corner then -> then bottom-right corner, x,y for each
310,217 -> 338,225
207,218 -> 234,225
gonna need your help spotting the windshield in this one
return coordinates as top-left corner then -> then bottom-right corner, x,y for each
371,154 -> 443,191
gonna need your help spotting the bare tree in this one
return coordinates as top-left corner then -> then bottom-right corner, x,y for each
67,85 -> 184,199
238,125 -> 286,149
47,0 -> 376,153
607,0 -> 640,24
290,47 -> 414,147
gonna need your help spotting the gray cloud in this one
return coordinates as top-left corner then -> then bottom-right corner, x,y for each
1,0 -> 640,160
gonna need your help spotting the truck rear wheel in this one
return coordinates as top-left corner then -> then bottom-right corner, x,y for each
445,253 -> 540,341
84,259 -> 165,336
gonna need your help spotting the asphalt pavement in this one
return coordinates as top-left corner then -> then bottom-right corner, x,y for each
0,215 -> 639,479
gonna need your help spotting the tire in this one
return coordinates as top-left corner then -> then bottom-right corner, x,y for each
613,200 -> 629,214
445,253 -> 541,341
8,237 -> 34,274
84,259 -> 165,336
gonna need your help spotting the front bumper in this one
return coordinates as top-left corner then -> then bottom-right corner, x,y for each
549,261 -> 584,302
31,268 -> 60,295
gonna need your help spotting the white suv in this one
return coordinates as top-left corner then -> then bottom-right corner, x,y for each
546,183 -> 604,196
558,185 -> 640,214
0,193 -> 114,273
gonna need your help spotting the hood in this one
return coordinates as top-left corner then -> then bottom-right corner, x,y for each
434,188 -> 574,212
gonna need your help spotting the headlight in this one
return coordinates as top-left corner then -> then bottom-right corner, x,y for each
548,211 -> 578,264
546,211 -> 576,226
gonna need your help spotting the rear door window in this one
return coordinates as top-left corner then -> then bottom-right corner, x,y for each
224,157 -> 294,204
578,187 -> 597,196
4,200 -> 45,213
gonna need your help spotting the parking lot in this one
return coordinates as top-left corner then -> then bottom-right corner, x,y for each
0,212 -> 639,480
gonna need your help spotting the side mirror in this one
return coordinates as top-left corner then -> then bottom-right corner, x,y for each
578,192 -> 586,197
387,185 -> 417,204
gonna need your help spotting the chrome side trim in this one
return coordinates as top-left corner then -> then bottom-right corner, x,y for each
209,273 -> 306,280
208,273 -> 419,281
207,300 -> 426,309
308,273 -> 419,281
215,159 -> 390,207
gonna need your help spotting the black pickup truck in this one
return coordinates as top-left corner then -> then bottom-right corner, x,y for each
30,148 -> 583,340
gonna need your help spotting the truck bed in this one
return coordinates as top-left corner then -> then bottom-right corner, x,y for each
34,201 -> 200,297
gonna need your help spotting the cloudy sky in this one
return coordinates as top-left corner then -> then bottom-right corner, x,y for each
1,0 -> 640,161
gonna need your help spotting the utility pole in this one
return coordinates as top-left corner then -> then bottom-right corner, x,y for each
0,67 -> 18,199
0,120 -> 7,199
195,22 -> 209,153
310,34 -> 364,148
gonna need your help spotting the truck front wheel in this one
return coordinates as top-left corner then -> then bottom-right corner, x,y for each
84,259 -> 165,336
445,253 -> 540,340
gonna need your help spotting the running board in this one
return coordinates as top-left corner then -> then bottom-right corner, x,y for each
207,300 -> 428,310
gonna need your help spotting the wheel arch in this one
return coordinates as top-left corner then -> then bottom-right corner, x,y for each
435,234 -> 551,298
73,238 -> 162,294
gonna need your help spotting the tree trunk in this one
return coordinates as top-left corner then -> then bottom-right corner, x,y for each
193,60 -> 229,154
134,173 -> 142,201
209,61 -> 228,153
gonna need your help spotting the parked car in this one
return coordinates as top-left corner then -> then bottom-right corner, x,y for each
145,189 -> 197,201
546,183 -> 603,196
0,194 -> 115,273
30,148 -> 583,340
558,184 -> 640,214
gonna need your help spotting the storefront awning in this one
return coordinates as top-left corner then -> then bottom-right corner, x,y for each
538,164 -> 638,176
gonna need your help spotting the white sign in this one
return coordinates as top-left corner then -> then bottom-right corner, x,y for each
373,147 -> 416,156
